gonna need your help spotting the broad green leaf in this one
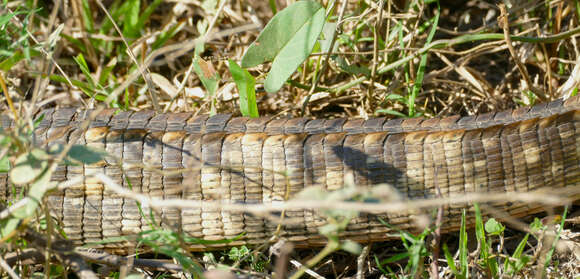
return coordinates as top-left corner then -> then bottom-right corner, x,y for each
228,59 -> 258,118
241,1 -> 324,67
340,240 -> 362,254
11,165 -> 55,219
67,144 -> 107,165
0,155 -> 9,173
240,1 -> 326,93
10,149 -> 49,185
484,218 -> 505,235
0,218 -> 21,242
0,50 -> 30,71
319,21 -> 337,53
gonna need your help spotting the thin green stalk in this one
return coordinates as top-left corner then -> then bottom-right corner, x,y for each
289,240 -> 340,279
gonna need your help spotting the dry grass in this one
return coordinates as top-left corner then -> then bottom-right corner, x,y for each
0,0 -> 579,277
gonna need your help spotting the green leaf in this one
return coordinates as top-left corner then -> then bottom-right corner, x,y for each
11,165 -> 55,219
484,218 -> 505,235
0,50 -> 26,71
67,145 -> 107,165
319,21 -> 337,53
443,244 -> 463,279
340,240 -> 362,255
228,59 -> 259,118
80,0 -> 94,32
0,155 -> 9,173
375,109 -> 407,118
459,209 -> 468,277
0,218 -> 22,241
10,149 -> 49,185
240,0 -> 326,93
193,55 -> 221,114
73,53 -> 96,89
334,56 -> 371,77
505,233 -> 529,275
122,0 -> 141,38
193,55 -> 220,96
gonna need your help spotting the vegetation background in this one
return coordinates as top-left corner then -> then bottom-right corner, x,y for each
0,0 -> 579,277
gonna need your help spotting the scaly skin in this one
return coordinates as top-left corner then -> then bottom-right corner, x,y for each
1,96 -> 580,253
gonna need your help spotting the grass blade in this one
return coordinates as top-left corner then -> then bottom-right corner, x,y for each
459,209 -> 468,278
228,59 -> 259,118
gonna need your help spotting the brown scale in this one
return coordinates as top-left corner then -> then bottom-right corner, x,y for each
324,118 -> 347,133
261,134 -> 288,237
63,110 -> 90,245
102,111 -> 132,249
200,132 -> 227,240
362,132 -> 389,238
423,131 -> 448,218
122,110 -> 154,235
245,117 -> 272,133
241,133 -> 268,242
560,112 -> 580,187
304,119 -> 325,134
45,108 -> 77,230
303,134 -> 326,238
282,133 -> 308,241
364,117 -> 387,133
161,113 -> 191,229
323,133 -> 346,191
474,112 -> 496,128
221,133 -> 245,239
181,132 -> 203,238
264,118 -> 287,135
83,109 -> 115,248
225,117 -> 249,133
442,130 -> 466,226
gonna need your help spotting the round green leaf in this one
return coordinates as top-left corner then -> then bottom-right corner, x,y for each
10,149 -> 49,185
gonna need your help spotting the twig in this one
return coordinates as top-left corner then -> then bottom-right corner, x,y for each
289,240 -> 339,279
0,256 -> 20,279
92,172 -> 577,214
272,242 -> 294,279
498,4 -> 544,101
75,248 -> 183,272
22,229 -> 98,279
356,245 -> 371,279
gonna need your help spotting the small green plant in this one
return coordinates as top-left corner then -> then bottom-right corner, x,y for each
375,219 -> 432,277
225,246 -> 267,272
0,4 -> 39,70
